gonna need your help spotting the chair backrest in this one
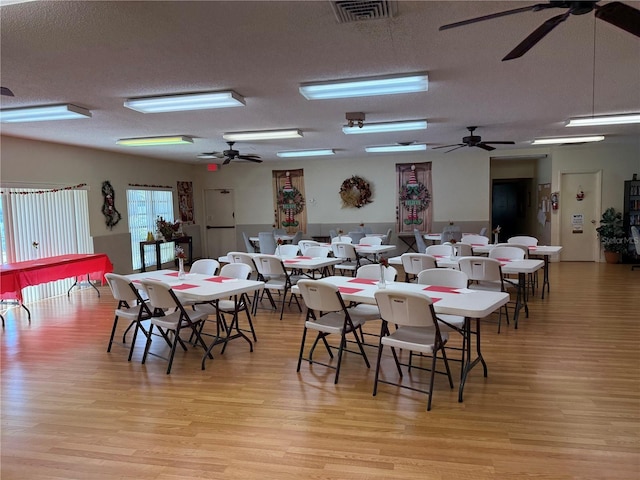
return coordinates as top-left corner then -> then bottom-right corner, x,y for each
496,243 -> 529,258
401,253 -> 437,275
426,244 -> 454,257
441,225 -> 462,243
298,240 -> 320,254
446,242 -> 473,256
253,254 -> 286,277
413,228 -> 427,253
489,246 -> 525,260
348,231 -> 365,244
374,290 -> 438,329
360,236 -> 382,245
458,257 -> 504,285
329,229 -> 337,240
105,272 -> 138,304
219,262 -> 252,280
479,227 -> 488,237
297,279 -> 345,313
242,231 -> 256,253
276,244 -> 300,258
227,251 -> 257,273
417,268 -> 469,288
461,234 -> 489,246
304,246 -> 331,258
290,231 -> 303,245
189,258 -> 220,275
139,279 -> 178,310
508,236 -> 538,247
383,228 -> 393,245
332,242 -> 357,261
632,226 -> 640,254
331,235 -> 352,244
356,263 -> 398,281
258,232 -> 277,255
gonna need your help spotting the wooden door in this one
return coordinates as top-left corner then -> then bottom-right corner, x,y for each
559,172 -> 601,261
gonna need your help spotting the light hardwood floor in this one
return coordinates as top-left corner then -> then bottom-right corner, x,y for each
1,262 -> 639,479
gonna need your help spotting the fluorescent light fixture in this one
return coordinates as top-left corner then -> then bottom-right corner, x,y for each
300,73 -> 428,100
116,136 -> 194,146
0,104 -> 91,123
277,149 -> 335,158
365,143 -> 427,153
223,129 -> 303,141
124,91 -> 245,113
343,119 -> 427,135
532,135 -> 605,145
567,113 -> 640,127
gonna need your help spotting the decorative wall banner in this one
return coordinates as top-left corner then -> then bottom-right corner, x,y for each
396,163 -> 433,233
101,180 -> 121,229
177,181 -> 194,223
273,169 -> 307,233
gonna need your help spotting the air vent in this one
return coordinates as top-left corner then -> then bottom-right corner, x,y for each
331,1 -> 397,23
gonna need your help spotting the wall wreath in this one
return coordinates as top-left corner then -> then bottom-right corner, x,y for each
339,175 -> 373,208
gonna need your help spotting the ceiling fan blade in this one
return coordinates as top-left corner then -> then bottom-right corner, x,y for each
1,87 -> 14,96
502,10 -> 571,61
241,157 -> 263,163
476,143 -> 496,151
439,3 -> 552,31
237,155 -> 262,162
432,143 -> 464,150
222,157 -> 232,165
595,1 -> 640,37
482,141 -> 515,145
444,145 -> 467,153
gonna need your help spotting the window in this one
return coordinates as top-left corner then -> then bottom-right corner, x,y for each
127,189 -> 175,270
1,187 -> 92,303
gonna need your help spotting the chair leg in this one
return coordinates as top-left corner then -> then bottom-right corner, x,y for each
107,316 -> 119,352
372,343 -> 384,396
296,327 -> 308,372
121,321 -> 135,345
333,334 -> 347,384
141,324 -> 154,364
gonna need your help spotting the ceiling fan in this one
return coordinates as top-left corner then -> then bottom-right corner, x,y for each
432,127 -> 515,153
198,141 -> 262,165
439,1 -> 640,61
1,87 -> 15,96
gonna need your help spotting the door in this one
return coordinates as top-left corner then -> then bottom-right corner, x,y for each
204,189 -> 235,260
559,172 -> 601,261
491,179 -> 530,241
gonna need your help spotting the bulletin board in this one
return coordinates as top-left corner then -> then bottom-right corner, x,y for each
537,183 -> 551,226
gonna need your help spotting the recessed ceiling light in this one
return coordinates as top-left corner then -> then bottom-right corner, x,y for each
299,73 -> 428,100
0,104 -> 92,123
124,91 -> 245,113
343,120 -> 427,135
277,149 -> 335,158
365,144 -> 427,153
566,113 -> 640,127
531,135 -> 605,145
223,129 -> 303,141
116,136 -> 194,146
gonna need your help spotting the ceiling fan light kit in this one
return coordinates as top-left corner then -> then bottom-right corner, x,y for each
343,119 -> 427,135
116,136 -> 194,146
223,129 -> 303,141
532,135 -> 605,145
567,113 -> 640,126
365,143 -> 427,153
123,90 -> 245,113
277,149 -> 335,158
0,104 -> 92,123
299,73 -> 428,100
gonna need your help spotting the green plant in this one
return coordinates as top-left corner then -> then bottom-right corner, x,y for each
595,207 -> 627,254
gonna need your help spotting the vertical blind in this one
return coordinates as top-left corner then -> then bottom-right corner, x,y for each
1,187 -> 92,303
127,189 -> 175,270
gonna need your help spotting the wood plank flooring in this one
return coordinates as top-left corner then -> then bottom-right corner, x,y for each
1,262 -> 639,479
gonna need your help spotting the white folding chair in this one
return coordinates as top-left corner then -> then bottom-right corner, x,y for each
331,242 -> 360,276
426,244 -> 454,257
253,254 -> 301,319
275,244 -> 300,258
189,258 -> 220,275
373,290 -> 453,411
461,234 -> 490,246
298,240 -> 320,255
400,253 -> 437,282
296,280 -> 370,384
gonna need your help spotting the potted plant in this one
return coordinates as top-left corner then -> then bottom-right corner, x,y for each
595,207 -> 627,263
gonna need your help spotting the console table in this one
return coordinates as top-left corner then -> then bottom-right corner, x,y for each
139,236 -> 192,272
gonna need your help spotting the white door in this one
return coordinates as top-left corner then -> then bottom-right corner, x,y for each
559,172 -> 601,261
204,189 -> 236,260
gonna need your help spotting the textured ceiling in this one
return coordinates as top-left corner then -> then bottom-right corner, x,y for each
1,0 -> 639,164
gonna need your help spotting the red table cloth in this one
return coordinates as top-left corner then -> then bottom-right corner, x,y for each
0,253 -> 113,301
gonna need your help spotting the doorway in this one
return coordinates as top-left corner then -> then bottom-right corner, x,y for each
491,179 -> 532,241
559,171 -> 601,261
204,189 -> 236,260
